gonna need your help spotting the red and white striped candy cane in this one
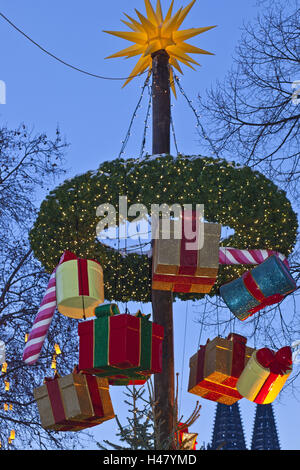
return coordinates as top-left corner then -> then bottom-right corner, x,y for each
22,269 -> 57,365
219,247 -> 289,269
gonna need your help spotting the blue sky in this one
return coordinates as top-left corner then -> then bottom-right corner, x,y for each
1,0 -> 299,450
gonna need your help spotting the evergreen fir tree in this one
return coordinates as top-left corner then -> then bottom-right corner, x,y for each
98,376 -> 201,451
98,385 -> 155,450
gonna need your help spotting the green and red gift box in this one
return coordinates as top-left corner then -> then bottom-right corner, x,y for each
78,307 -> 164,381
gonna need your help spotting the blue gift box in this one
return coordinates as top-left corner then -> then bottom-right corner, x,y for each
220,255 -> 296,321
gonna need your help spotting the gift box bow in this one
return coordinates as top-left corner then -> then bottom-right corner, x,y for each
58,250 -> 101,267
256,346 -> 292,375
94,305 -> 151,321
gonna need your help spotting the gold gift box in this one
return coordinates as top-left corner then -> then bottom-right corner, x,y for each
152,221 -> 221,293
188,335 -> 255,405
153,221 -> 221,277
33,373 -> 115,431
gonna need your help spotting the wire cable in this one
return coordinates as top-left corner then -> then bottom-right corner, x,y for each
170,107 -> 180,155
174,74 -> 219,157
118,72 -> 152,158
179,300 -> 189,415
0,11 -> 148,81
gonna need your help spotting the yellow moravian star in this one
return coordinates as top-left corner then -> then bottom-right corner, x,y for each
104,0 -> 216,97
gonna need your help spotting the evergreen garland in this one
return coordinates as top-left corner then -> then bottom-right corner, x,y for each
29,155 -> 298,302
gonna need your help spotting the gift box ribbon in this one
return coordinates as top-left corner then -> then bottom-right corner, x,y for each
103,314 -> 152,375
242,270 -> 285,314
253,346 -> 292,404
224,333 -> 248,387
179,210 -> 199,276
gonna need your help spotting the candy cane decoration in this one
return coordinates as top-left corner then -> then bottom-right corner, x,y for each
22,270 -> 57,365
219,247 -> 289,269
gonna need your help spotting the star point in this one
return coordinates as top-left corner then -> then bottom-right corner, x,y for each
104,0 -> 216,94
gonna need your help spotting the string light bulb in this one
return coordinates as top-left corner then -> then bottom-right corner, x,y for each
8,430 -> 15,444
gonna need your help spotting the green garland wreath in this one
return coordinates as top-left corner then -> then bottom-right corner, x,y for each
29,155 -> 298,302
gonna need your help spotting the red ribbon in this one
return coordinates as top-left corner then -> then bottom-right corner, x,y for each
58,250 -> 101,297
58,250 -> 101,267
179,210 -> 199,276
225,333 -> 247,387
242,271 -> 285,314
256,346 -> 292,375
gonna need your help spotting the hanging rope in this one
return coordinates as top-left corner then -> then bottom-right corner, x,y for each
170,106 -> 180,155
197,297 -> 208,349
139,80 -> 152,159
113,72 -> 153,311
118,71 -> 152,159
74,179 -> 86,320
179,300 -> 189,415
173,74 -> 219,158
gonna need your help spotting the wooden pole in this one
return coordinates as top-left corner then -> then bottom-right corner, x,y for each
152,50 -> 171,154
151,49 -> 175,448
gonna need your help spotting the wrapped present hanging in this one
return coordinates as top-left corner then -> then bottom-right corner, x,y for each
152,211 -> 221,294
33,372 -> 115,432
236,346 -> 292,404
56,251 -> 104,319
188,333 -> 255,405
23,250 -> 104,366
220,255 -> 297,321
78,307 -> 164,382
175,423 -> 198,450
